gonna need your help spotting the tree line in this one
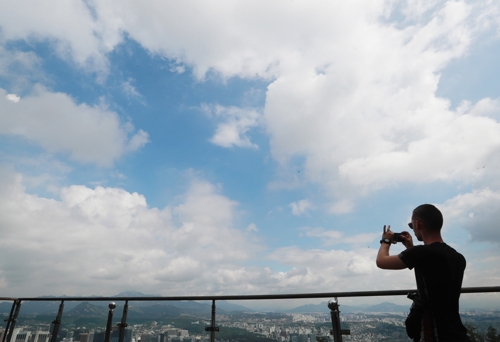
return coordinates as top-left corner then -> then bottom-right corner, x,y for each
467,325 -> 500,342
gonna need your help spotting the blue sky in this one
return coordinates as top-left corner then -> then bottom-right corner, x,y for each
1,0 -> 500,310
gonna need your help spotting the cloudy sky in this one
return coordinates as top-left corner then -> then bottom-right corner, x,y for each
1,0 -> 500,310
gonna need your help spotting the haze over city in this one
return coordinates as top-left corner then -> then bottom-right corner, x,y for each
1,0 -> 500,310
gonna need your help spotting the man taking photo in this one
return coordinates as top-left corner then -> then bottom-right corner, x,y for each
376,204 -> 470,341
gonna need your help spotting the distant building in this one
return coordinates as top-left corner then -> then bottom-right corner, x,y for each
92,331 -> 105,342
73,330 -> 86,341
14,329 -> 31,342
280,329 -> 288,338
139,333 -> 157,342
91,327 -> 132,342
79,333 -> 90,342
163,330 -> 177,337
33,331 -> 50,342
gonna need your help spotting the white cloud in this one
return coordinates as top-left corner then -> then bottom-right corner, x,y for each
122,78 -> 142,99
302,227 -> 343,241
267,246 -> 411,293
0,0 -> 119,73
3,1 -> 500,204
262,1 -> 500,204
290,199 -> 313,216
126,129 -> 150,152
156,257 -> 203,283
0,44 -> 43,88
0,167 -> 497,302
91,0 -> 363,79
0,167 -> 417,297
0,168 -> 262,296
246,223 -> 258,232
203,104 -> 261,149
0,86 -> 149,166
94,1 -> 499,206
329,200 -> 355,215
301,227 -> 378,247
441,188 -> 500,243
6,94 -> 20,102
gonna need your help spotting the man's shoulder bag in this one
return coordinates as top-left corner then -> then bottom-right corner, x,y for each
405,292 -> 425,340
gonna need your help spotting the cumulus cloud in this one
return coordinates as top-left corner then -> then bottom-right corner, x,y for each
0,43 -> 43,88
202,104 -> 261,149
246,223 -> 258,232
0,0 -> 119,72
264,1 -> 500,203
0,167 -> 414,297
329,200 -> 355,215
0,86 -> 149,166
290,199 -> 313,216
122,79 -> 142,98
0,168 -> 263,296
0,167 -> 497,300
301,227 -> 378,247
122,78 -> 146,106
3,0 -> 500,204
88,0 -> 347,79
267,246 -> 411,293
5,93 -> 19,102
442,188 -> 500,243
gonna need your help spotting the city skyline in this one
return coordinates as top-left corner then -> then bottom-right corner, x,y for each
4,306 -> 499,342
1,0 -> 500,310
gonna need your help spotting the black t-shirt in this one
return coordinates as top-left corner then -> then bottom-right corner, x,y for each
399,242 -> 468,341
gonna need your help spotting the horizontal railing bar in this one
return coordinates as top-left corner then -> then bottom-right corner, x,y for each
1,286 -> 498,303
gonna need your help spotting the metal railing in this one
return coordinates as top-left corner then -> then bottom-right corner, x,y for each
2,286 -> 499,342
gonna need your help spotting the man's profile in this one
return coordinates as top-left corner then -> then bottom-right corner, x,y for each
376,204 -> 470,341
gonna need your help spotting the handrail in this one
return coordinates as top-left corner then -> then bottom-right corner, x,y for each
1,286 -> 499,342
1,285 -> 498,302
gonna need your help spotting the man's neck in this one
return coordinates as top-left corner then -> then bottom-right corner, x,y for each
423,233 -> 444,245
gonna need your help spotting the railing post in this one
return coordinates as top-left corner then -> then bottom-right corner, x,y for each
3,300 -> 22,342
104,302 -> 116,342
204,300 -> 219,342
2,301 -> 17,342
50,301 -> 65,342
210,300 -> 217,342
328,298 -> 349,342
117,300 -> 128,342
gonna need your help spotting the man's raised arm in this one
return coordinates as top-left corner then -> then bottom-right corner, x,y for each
376,225 -> 408,270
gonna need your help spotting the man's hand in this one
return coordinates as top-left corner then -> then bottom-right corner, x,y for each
400,231 -> 414,249
376,225 -> 407,270
382,224 -> 396,243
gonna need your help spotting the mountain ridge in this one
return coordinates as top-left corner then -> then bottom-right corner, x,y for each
0,291 -> 469,315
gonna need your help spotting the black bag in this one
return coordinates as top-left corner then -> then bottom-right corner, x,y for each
405,292 -> 424,340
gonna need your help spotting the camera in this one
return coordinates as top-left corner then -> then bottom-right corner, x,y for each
393,232 -> 404,242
